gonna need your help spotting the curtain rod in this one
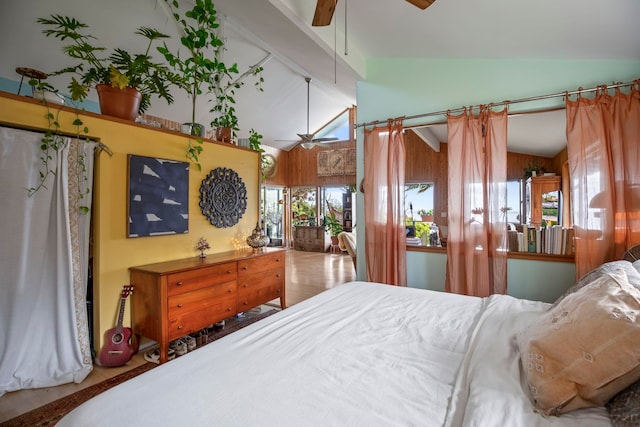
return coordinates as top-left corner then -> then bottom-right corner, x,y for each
0,121 -> 112,156
355,79 -> 637,129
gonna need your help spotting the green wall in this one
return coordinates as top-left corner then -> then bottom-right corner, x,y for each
355,57 -> 640,296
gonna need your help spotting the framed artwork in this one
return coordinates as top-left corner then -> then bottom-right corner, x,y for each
128,154 -> 189,237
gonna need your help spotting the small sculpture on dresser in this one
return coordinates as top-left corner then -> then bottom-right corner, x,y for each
196,237 -> 211,258
246,222 -> 270,252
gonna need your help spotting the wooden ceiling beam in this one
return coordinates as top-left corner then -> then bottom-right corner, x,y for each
312,0 -> 337,26
405,0 -> 436,10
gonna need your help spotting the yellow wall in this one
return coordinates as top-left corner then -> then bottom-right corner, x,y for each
0,93 -> 260,350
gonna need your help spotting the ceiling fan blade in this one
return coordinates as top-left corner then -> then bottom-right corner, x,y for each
312,0 -> 337,26
297,133 -> 316,143
313,137 -> 339,143
406,0 -> 436,10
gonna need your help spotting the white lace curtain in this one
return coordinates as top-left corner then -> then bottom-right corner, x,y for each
0,126 -> 96,396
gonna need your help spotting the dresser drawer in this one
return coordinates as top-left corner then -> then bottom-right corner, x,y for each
168,280 -> 236,320
237,267 -> 284,309
238,252 -> 284,277
167,263 -> 236,296
168,295 -> 236,340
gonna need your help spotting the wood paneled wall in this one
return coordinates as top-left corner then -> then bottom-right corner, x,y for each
404,130 -> 449,226
262,145 -> 288,187
286,140 -> 357,187
404,129 -> 567,228
263,129 -> 567,229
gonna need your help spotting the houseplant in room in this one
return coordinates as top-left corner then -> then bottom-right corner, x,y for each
325,211 -> 344,245
418,208 -> 434,222
158,0 -> 226,166
38,15 -> 182,120
158,0 -> 263,160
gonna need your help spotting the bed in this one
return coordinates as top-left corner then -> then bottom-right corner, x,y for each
59,260 -> 640,426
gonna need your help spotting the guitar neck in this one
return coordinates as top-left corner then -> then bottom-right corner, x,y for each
115,295 -> 127,335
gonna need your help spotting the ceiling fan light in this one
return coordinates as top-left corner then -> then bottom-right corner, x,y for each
300,141 -> 316,150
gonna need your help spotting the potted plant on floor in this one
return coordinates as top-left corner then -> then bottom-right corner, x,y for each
325,211 -> 343,245
38,15 -> 182,120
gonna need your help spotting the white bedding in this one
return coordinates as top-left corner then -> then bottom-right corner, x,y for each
58,281 -> 612,426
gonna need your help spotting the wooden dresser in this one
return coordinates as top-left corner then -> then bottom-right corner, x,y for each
130,248 -> 285,363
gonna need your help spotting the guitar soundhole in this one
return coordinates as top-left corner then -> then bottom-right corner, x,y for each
112,333 -> 124,344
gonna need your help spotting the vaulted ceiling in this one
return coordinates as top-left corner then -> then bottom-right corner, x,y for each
1,0 -> 639,154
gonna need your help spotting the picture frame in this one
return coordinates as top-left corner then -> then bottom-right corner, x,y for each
127,154 -> 189,237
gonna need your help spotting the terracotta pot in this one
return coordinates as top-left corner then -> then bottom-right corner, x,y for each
215,127 -> 232,143
421,215 -> 434,223
96,84 -> 142,121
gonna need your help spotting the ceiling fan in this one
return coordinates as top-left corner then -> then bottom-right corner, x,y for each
312,0 -> 436,26
295,77 -> 338,150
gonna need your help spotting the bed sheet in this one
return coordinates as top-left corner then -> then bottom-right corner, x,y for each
444,294 -> 612,427
59,281 -> 485,427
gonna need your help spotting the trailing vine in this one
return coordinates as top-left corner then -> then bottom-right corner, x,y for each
27,79 -> 93,214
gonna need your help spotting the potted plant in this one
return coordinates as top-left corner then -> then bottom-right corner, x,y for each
158,0 -> 225,143
523,161 -> 546,179
38,15 -> 182,120
325,211 -> 343,244
418,208 -> 434,223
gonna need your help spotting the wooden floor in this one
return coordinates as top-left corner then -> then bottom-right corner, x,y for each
0,249 -> 356,422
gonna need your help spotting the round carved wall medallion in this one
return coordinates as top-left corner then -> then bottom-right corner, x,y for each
199,167 -> 247,228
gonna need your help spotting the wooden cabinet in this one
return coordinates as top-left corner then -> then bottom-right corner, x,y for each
528,176 -> 561,228
293,225 -> 330,252
130,248 -> 285,363
237,251 -> 285,311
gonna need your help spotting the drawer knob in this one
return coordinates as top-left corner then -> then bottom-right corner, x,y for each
227,270 -> 232,274
242,266 -> 248,270
276,258 -> 281,262
276,289 -> 281,294
227,307 -> 232,311
227,288 -> 232,293
178,325 -> 183,330
243,301 -> 248,306
176,281 -> 183,286
276,274 -> 281,278
177,303 -> 183,308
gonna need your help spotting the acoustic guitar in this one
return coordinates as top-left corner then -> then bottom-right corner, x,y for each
97,285 -> 134,367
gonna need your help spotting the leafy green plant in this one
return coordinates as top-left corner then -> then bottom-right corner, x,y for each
249,128 -> 264,152
27,80 -> 93,213
38,14 -> 182,113
159,0 -> 238,168
325,211 -> 343,237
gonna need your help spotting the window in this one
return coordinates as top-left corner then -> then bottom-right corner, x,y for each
262,186 -> 284,246
505,180 -> 523,224
314,107 -> 353,142
404,183 -> 434,240
291,186 -> 317,226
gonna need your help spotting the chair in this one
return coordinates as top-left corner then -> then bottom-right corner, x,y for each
337,231 -> 357,270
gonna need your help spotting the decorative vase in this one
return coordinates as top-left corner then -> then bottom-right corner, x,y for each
215,126 -> 232,143
96,84 -> 142,121
246,222 -> 270,251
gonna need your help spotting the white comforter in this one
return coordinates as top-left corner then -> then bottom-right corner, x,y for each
58,281 -> 612,426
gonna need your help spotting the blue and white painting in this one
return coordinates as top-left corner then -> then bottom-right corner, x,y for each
128,155 -> 189,237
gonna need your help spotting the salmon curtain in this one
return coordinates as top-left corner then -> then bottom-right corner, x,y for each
566,81 -> 640,279
445,106 -> 508,297
363,119 -> 407,286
